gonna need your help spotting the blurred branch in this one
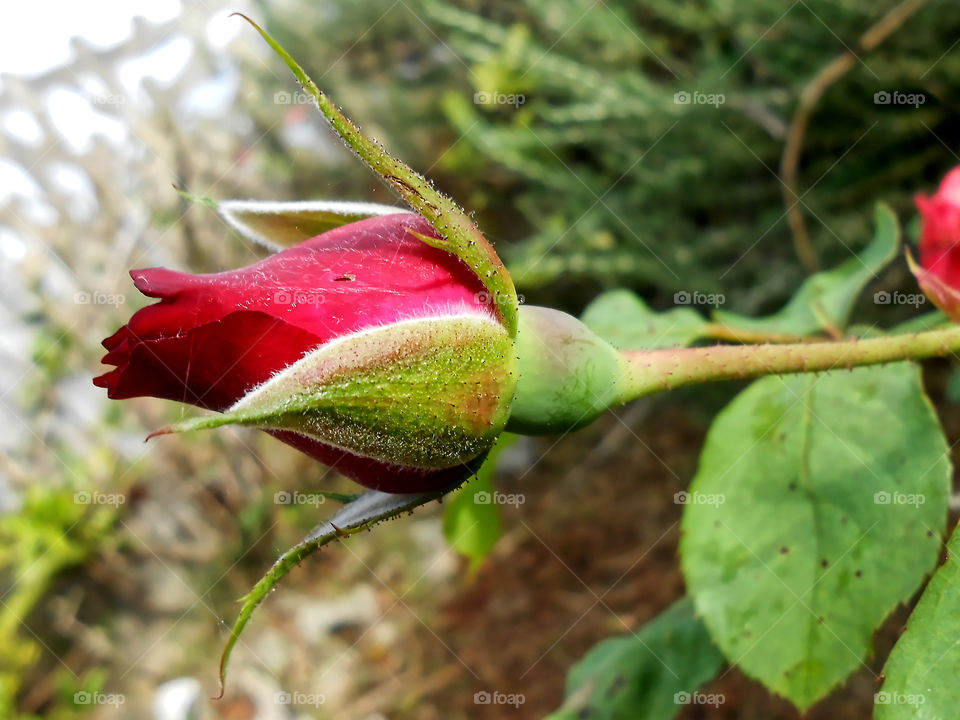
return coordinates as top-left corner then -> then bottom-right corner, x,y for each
780,0 -> 930,271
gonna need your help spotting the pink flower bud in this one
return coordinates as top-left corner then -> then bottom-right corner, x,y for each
95,213 -> 517,493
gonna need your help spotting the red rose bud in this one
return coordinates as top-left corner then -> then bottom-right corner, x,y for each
95,213 -> 517,493
917,167 -> 960,281
911,167 -> 960,320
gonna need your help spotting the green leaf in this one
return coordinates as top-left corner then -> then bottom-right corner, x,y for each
713,203 -> 900,336
314,490 -> 363,505
443,434 -> 517,571
546,598 -> 725,720
876,520 -> 960,719
888,309 -> 949,335
680,363 -> 950,711
218,489 -> 444,696
580,289 -> 708,349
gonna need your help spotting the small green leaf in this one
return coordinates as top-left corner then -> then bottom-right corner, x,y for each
680,363 -> 949,710
580,289 -> 708,350
218,489 -> 444,696
713,203 -> 900,336
443,434 -> 517,571
547,598 -> 725,720
888,309 -> 949,335
876,520 -> 960,720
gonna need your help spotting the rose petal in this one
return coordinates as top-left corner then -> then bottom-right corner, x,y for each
95,310 -> 324,411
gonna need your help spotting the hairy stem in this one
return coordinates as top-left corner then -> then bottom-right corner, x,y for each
618,326 -> 960,401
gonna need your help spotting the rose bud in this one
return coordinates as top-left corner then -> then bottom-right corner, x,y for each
97,16 -> 530,495
94,210 -> 517,493
909,166 -> 960,320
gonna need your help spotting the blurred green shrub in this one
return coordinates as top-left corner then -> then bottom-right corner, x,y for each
0,486 -> 117,716
419,0 -> 960,313
255,1 -> 959,314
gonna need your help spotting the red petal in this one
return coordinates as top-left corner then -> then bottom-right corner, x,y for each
916,177 -> 960,289
125,213 -> 491,349
94,310 -> 324,411
97,213 -> 492,407
938,167 -> 960,206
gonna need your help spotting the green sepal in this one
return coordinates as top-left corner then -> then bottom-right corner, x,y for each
152,315 -> 517,470
233,13 -> 518,336
506,305 -> 624,435
178,192 -> 413,251
217,489 -> 447,697
907,247 -> 960,323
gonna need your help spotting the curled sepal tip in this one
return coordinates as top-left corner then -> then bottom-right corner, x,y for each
215,490 -> 446,698
906,248 -> 960,323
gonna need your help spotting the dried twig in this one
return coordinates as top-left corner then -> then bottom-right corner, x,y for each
780,0 -> 930,271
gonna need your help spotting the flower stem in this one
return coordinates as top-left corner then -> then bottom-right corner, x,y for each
618,326 -> 960,402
